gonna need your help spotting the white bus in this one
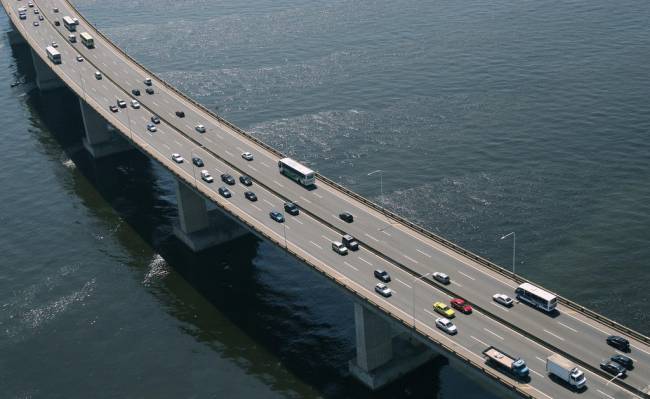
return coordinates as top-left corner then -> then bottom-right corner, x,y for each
515,282 -> 557,312
63,16 -> 77,32
80,32 -> 94,48
46,46 -> 61,64
278,158 -> 316,187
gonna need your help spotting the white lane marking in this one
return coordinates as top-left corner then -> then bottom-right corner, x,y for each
298,196 -> 312,204
313,192 -> 323,199
457,271 -> 475,280
364,233 -> 380,242
260,162 -> 270,168
630,344 -> 650,356
396,279 -> 412,288
535,356 -> 546,363
90,86 -> 96,92
204,137 -> 213,144
248,165 -> 259,172
173,140 -> 182,147
213,166 -> 223,174
225,150 -> 233,156
451,281 -> 463,288
321,235 -> 333,242
381,230 -> 392,237
423,309 -> 437,318
344,261 -> 359,271
216,134 -> 223,139
284,224 -> 291,230
558,322 -> 578,333
597,390 -> 615,399
162,143 -> 170,150
416,249 -> 432,258
152,101 -> 159,107
309,241 -> 322,249
543,329 -> 565,341
273,179 -> 284,187
292,218 -> 303,225
236,147 -> 244,152
471,336 -> 489,347
262,199 -> 274,207
491,302 -> 510,312
529,368 -> 545,378
483,328 -> 504,340
562,312 -> 612,336
358,257 -> 373,266
403,254 -> 419,264
251,204 -> 262,212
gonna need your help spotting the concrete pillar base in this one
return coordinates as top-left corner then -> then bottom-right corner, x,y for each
7,28 -> 26,46
31,48 -> 64,91
79,98 -> 132,158
82,134 -> 133,158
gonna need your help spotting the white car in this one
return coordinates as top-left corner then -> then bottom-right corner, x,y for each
200,170 -> 213,183
95,71 -> 102,80
130,100 -> 141,109
241,151 -> 254,161
331,241 -> 348,255
51,41 -> 58,48
435,317 -> 457,335
195,124 -> 206,133
432,271 -> 450,285
146,123 -> 157,132
493,293 -> 514,307
76,56 -> 84,62
143,77 -> 152,86
171,153 -> 184,163
374,283 -> 392,298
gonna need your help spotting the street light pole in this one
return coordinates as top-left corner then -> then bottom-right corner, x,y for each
500,232 -> 516,275
412,272 -> 432,330
367,169 -> 383,201
283,223 -> 287,249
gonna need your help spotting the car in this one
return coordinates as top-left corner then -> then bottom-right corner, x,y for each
51,41 -> 57,48
53,7 -> 59,13
611,354 -> 633,369
33,9 -> 39,14
19,13 -> 26,20
218,187 -> 232,198
192,157 -> 204,167
195,124 -> 206,133
493,293 -> 514,307
432,272 -> 450,285
73,17 -> 79,24
28,2 -> 34,7
143,77 -> 152,86
131,89 -> 140,96
200,170 -> 213,183
68,34 -> 75,43
151,115 -> 161,124
332,242 -> 348,255
38,14 -> 43,21
109,105 -> 118,113
33,21 -> 39,26
433,302 -> 455,318
450,298 -> 473,314
130,100 -> 141,109
374,283 -> 392,298
342,234 -> 359,250
146,123 -> 156,132
241,151 -> 254,161
145,87 -> 154,95
600,360 -> 626,377
269,211 -> 285,223
95,71 -> 102,80
76,55 -> 84,62
339,212 -> 354,223
171,153 -> 184,163
220,174 -> 235,185
175,111 -> 185,118
606,335 -> 630,352
116,99 -> 126,108
239,175 -> 253,186
284,202 -> 299,216
435,317 -> 457,335
54,20 -> 60,26
244,191 -> 257,202
374,269 -> 391,283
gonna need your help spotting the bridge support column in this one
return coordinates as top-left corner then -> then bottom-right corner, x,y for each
173,179 -> 248,252
7,21 -> 26,46
79,98 -> 132,158
349,302 -> 434,390
30,49 -> 64,91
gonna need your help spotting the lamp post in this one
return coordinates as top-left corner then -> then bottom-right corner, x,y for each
500,232 -> 516,274
367,169 -> 383,201
412,272 -> 432,330
282,223 -> 287,249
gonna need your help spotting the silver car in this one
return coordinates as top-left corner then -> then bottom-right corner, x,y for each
435,317 -> 457,335
171,153 -> 184,163
195,124 -> 206,133
493,293 -> 514,307
200,170 -> 213,183
374,283 -> 392,298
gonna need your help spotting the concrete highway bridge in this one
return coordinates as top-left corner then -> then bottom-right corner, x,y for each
3,0 -> 650,397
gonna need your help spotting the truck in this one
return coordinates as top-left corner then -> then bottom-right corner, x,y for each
482,346 -> 529,379
546,354 -> 586,389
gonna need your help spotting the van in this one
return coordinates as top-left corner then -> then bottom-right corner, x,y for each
332,242 -> 348,255
68,34 -> 76,43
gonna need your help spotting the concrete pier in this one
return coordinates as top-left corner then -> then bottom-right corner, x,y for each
7,20 -> 26,46
31,48 -> 64,91
173,179 -> 248,251
79,98 -> 132,158
349,302 -> 434,390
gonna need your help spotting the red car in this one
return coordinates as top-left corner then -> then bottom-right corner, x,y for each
450,298 -> 472,314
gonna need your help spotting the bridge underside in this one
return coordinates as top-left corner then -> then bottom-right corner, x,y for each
79,98 -> 133,158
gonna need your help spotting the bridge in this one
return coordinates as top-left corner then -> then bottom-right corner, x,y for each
4,0 -> 650,398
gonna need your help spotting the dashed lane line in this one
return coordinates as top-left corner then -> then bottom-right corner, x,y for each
543,329 -> 565,341
416,249 -> 432,258
458,271 -> 475,280
344,261 -> 359,271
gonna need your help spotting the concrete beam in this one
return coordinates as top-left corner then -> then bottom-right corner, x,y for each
79,97 -> 132,158
30,48 -> 64,91
173,179 -> 248,251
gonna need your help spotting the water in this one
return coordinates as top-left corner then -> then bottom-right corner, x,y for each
1,0 -> 649,397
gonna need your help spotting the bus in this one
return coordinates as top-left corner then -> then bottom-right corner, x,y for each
278,158 -> 316,187
46,46 -> 61,64
515,282 -> 557,312
80,32 -> 94,48
63,16 -> 77,32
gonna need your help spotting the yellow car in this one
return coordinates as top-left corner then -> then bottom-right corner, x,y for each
433,302 -> 455,318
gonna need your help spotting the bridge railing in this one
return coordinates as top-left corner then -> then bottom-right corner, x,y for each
60,0 -> 649,354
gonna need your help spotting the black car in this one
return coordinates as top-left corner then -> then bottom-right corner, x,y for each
109,105 -> 118,112
339,212 -> 354,223
342,234 -> 359,251
175,110 -> 185,118
218,187 -> 231,198
284,202 -> 299,216
131,88 -> 141,96
600,360 -> 626,377
145,87 -> 154,95
54,20 -> 60,26
244,191 -> 257,202
151,115 -> 160,124
221,174 -> 235,185
607,335 -> 630,352
239,175 -> 252,186
270,211 -> 285,223
192,157 -> 204,167
611,354 -> 634,369
117,99 -> 127,108
374,269 -> 391,283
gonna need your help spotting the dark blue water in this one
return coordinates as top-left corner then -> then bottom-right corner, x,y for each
1,0 -> 649,397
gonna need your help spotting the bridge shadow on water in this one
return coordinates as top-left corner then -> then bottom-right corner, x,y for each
8,42 -> 489,399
